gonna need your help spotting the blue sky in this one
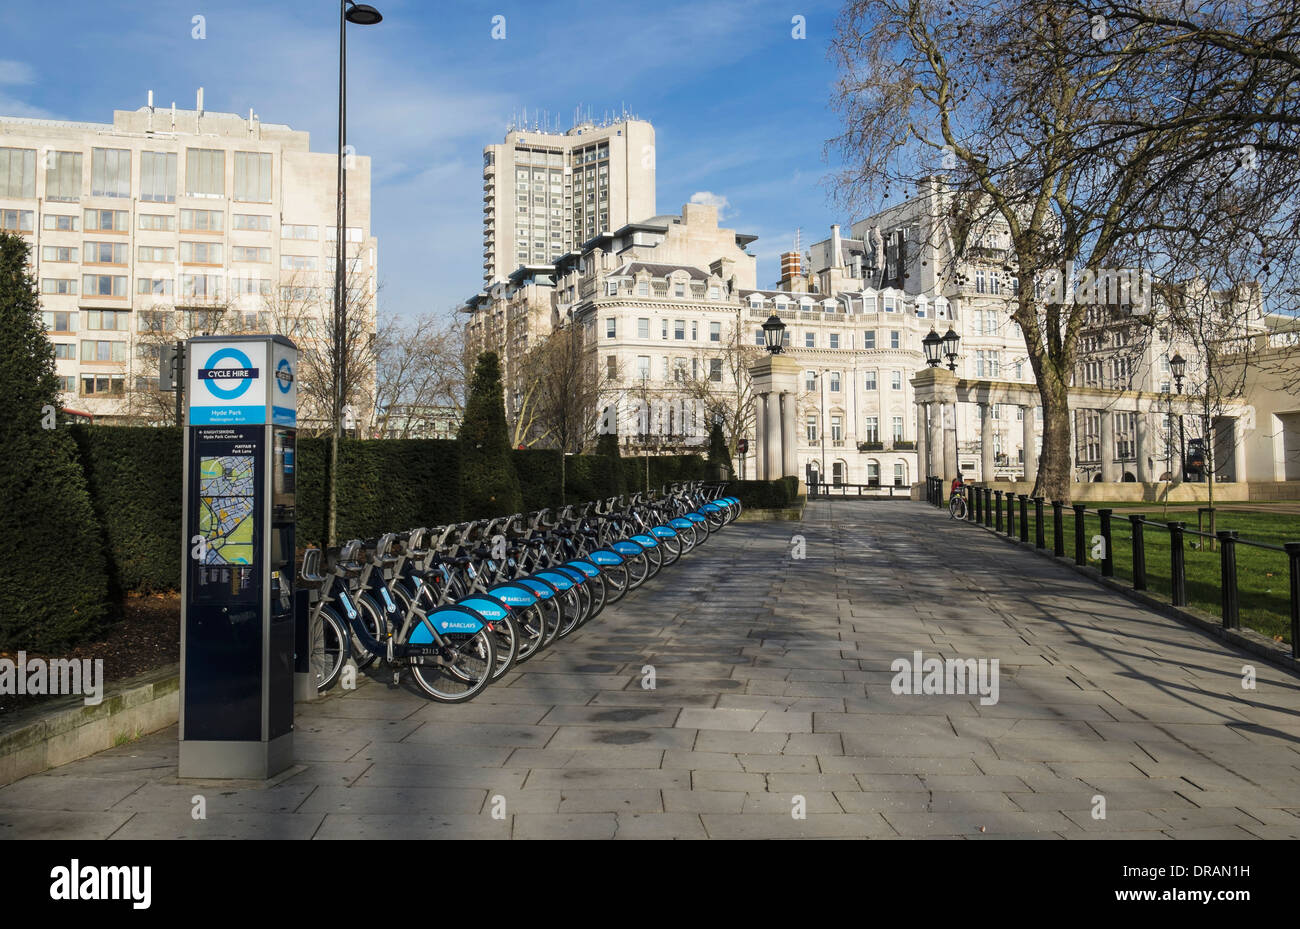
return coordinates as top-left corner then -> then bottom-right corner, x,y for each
0,0 -> 872,323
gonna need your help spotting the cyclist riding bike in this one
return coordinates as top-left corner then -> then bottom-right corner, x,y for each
948,472 -> 969,520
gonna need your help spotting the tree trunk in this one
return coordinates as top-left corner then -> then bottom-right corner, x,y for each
327,433 -> 338,546
1033,367 -> 1074,505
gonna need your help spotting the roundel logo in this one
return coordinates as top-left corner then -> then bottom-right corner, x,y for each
199,348 -> 258,400
275,357 -> 294,394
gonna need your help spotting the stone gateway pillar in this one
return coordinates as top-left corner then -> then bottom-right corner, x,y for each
748,354 -> 803,487
980,402 -> 994,482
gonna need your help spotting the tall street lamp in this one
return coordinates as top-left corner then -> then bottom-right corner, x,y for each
762,313 -> 786,354
922,328 -> 943,367
329,0 -> 382,544
1170,352 -> 1187,482
942,327 -> 961,372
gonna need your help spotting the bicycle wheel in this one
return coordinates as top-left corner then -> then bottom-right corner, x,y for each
513,603 -> 546,662
600,561 -> 630,605
409,629 -> 496,703
949,496 -> 967,520
313,606 -> 349,692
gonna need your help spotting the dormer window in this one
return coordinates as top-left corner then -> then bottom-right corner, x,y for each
749,295 -> 763,309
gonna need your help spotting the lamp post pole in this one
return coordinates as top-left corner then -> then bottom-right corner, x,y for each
329,0 -> 381,545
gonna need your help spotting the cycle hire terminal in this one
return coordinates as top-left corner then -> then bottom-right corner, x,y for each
179,335 -> 298,779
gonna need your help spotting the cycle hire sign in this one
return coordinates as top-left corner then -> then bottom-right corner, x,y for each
271,340 -> 297,427
189,341 -> 269,425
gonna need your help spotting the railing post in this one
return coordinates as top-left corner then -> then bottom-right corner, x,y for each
983,488 -> 992,527
973,486 -> 981,523
994,490 -> 1003,532
1007,492 -> 1016,537
1287,542 -> 1300,660
1130,515 -> 1146,590
1018,494 -> 1029,543
1098,508 -> 1113,577
1218,530 -> 1239,629
1073,504 -> 1087,566
1034,497 -> 1045,549
1052,501 -> 1064,557
1168,521 -> 1187,606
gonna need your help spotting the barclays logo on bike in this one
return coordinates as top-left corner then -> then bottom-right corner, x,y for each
438,620 -> 479,631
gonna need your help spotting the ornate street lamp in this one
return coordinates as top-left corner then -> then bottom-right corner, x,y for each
1170,352 -> 1186,394
941,327 -> 961,372
922,328 -> 943,367
761,314 -> 786,354
1169,352 -> 1187,481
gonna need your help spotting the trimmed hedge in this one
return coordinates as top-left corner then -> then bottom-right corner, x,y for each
513,448 -> 562,511
70,425 -> 184,595
728,476 -> 801,509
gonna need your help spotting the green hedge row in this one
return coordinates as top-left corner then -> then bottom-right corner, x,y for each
68,426 -> 711,596
728,476 -> 802,509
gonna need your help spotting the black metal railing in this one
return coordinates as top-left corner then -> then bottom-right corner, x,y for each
812,481 -> 910,499
943,487 -> 1300,659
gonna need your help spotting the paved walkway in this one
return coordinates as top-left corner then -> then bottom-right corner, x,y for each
3,500 -> 1298,839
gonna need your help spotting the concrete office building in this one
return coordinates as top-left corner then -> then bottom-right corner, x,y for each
0,91 -> 378,428
481,116 -> 655,287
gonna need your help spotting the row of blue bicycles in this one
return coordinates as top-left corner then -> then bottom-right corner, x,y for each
300,481 -> 741,703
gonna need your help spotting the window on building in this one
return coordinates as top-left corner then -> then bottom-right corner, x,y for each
234,152 -> 272,202
40,278 -> 76,295
709,358 -> 722,382
605,280 -> 619,296
42,311 -> 76,333
83,309 -> 130,331
232,246 -> 270,263
864,370 -> 877,391
636,355 -> 650,379
138,213 -> 175,231
864,417 -> 879,443
637,318 -> 649,338
891,371 -> 902,390
754,329 -> 764,346
85,241 -> 128,265
80,373 -> 125,396
181,241 -> 223,264
709,321 -> 721,342
674,282 -> 686,298
829,332 -> 840,349
661,320 -> 668,339
829,371 -> 841,392
805,370 -> 816,391
890,330 -> 900,349
81,275 -> 127,297
806,416 -> 818,442
80,339 -> 128,362
863,329 -> 876,349
0,147 -> 36,198
182,209 -> 224,233
140,151 -> 177,203
233,214 -> 272,231
137,245 -> 173,262
893,416 -> 904,442
805,331 -> 815,348
52,342 -> 76,360
867,461 -> 880,486
45,152 -> 83,201
606,318 -> 617,339
606,355 -> 617,380
185,148 -> 225,197
831,416 -> 843,441
180,274 -> 223,300
674,320 -> 685,340
636,281 -> 649,296
42,245 -> 77,262
894,462 -> 906,486
0,209 -> 33,233
43,213 -> 78,232
91,148 -> 131,198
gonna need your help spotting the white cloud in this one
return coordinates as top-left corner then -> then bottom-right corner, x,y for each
689,190 -> 731,218
0,60 -> 35,85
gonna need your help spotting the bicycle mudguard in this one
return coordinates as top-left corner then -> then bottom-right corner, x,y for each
488,583 -> 537,608
454,595 -> 510,625
612,539 -> 646,557
700,503 -> 721,513
517,577 -> 558,600
587,548 -> 624,566
684,512 -> 707,523
534,569 -> 575,591
409,604 -> 486,642
631,533 -> 658,548
669,517 -> 693,530
564,559 -> 600,578
651,525 -> 677,539
551,565 -> 588,586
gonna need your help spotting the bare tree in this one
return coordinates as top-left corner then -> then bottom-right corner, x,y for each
373,311 -> 467,439
829,0 -> 1300,503
678,318 -> 762,462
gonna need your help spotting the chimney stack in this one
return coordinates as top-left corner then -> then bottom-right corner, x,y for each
196,87 -> 205,116
779,251 -> 806,294
831,224 -> 843,269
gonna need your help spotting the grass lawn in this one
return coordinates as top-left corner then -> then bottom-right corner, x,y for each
972,500 -> 1300,644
